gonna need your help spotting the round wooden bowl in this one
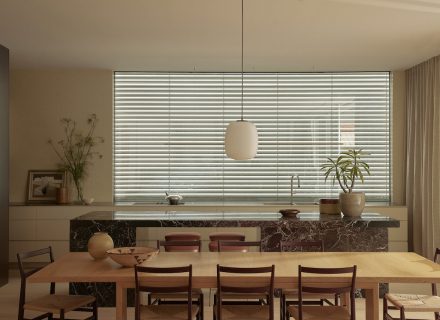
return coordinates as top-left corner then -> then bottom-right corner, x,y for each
279,209 -> 300,218
106,247 -> 159,267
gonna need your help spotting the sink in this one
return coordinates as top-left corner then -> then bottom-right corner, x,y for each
263,201 -> 318,206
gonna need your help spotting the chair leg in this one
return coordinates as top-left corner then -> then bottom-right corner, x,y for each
93,300 -> 98,320
147,293 -> 151,305
59,310 -> 65,320
199,293 -> 204,320
280,294 -> 284,320
17,306 -> 24,320
400,307 -> 406,320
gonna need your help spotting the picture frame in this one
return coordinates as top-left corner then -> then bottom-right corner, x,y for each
26,170 -> 68,204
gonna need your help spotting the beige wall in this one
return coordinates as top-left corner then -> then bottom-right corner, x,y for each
9,69 -> 113,203
9,69 -> 407,204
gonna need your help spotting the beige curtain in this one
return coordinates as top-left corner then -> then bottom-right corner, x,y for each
406,55 -> 440,258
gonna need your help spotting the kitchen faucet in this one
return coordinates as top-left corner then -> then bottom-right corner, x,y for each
290,174 -> 301,205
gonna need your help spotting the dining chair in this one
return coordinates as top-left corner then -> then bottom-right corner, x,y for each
208,232 -> 245,252
164,232 -> 202,252
149,240 -> 204,319
287,265 -> 357,320
135,264 -> 200,320
279,240 -> 339,320
215,264 -> 275,320
17,247 -> 97,320
157,240 -> 202,253
217,240 -> 262,252
383,247 -> 440,320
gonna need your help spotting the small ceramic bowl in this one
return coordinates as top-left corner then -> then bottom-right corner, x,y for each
83,198 -> 95,205
106,247 -> 159,267
279,209 -> 300,218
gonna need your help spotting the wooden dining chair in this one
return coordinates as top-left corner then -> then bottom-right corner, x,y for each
383,248 -> 440,320
157,240 -> 202,253
279,240 -> 339,320
287,265 -> 357,320
217,240 -> 262,252
135,264 -> 201,320
163,232 -> 202,252
215,264 -> 275,320
149,240 -> 204,319
209,232 -> 245,252
17,247 -> 97,320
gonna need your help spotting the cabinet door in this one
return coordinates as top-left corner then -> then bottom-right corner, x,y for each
0,45 -> 9,287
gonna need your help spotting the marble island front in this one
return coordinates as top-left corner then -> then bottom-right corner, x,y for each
69,210 -> 399,305
71,211 -> 398,252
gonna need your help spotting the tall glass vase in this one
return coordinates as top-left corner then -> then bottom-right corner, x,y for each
73,178 -> 85,204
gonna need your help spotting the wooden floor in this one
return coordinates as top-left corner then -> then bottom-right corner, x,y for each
0,269 -> 436,320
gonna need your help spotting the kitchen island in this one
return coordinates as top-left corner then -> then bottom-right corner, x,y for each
71,210 -> 399,252
70,210 -> 399,306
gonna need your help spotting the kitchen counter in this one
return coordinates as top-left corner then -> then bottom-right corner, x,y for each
70,210 -> 399,306
71,210 -> 398,252
74,210 -> 399,226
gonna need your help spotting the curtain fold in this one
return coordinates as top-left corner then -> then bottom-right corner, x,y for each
406,55 -> 440,258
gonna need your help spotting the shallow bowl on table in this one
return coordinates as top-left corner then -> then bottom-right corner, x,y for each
106,247 -> 159,267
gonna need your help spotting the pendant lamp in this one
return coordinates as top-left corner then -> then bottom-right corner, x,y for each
224,0 -> 258,160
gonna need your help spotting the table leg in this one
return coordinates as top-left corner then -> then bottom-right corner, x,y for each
116,283 -> 127,320
365,285 -> 379,320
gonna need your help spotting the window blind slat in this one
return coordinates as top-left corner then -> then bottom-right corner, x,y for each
114,72 -> 390,202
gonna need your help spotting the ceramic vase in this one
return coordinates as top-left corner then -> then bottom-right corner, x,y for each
56,187 -> 69,204
339,192 -> 365,217
88,232 -> 114,259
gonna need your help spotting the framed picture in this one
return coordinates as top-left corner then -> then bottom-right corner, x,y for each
26,170 -> 67,203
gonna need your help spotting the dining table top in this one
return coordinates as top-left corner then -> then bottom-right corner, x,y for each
29,251 -> 440,287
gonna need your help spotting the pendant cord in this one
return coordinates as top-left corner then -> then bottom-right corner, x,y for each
241,0 -> 244,121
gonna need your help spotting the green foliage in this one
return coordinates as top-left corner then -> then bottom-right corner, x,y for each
320,149 -> 370,193
48,114 -> 104,202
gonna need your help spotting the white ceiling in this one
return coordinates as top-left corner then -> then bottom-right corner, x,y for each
0,0 -> 440,71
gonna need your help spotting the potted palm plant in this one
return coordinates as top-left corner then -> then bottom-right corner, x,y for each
320,149 -> 370,217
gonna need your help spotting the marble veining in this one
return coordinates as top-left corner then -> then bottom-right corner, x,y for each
70,210 -> 399,306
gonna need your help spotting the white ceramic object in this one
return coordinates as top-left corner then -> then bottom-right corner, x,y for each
339,192 -> 365,217
225,120 -> 258,160
84,197 -> 95,205
88,232 -> 114,259
107,247 -> 159,267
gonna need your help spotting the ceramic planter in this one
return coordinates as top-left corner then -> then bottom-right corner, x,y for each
88,232 -> 114,259
339,192 -> 365,217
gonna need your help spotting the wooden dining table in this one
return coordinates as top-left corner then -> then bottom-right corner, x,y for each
29,251 -> 440,320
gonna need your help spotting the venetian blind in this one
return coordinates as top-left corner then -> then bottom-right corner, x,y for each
114,72 -> 390,202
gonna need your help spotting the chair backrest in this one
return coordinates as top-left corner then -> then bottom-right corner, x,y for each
16,247 -> 55,318
135,265 -> 193,320
217,240 -> 262,252
157,240 -> 202,252
216,264 -> 275,320
209,232 -> 245,241
298,265 -> 357,320
280,240 -> 324,252
165,232 -> 201,241
209,233 -> 246,252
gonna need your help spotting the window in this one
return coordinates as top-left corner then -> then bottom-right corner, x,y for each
114,72 -> 390,202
